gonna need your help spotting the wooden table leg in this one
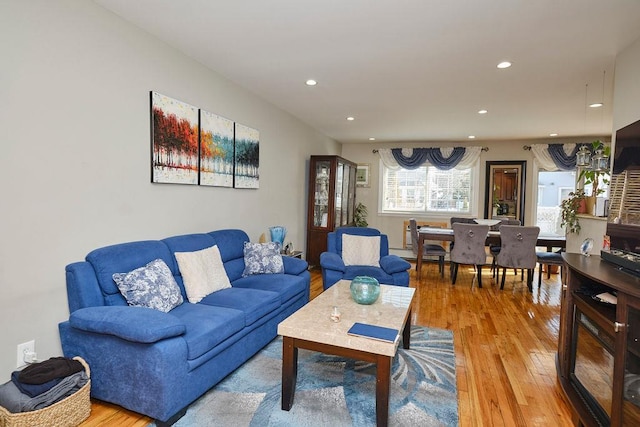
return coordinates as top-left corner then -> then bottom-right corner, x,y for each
376,355 -> 392,427
402,309 -> 411,350
281,336 -> 298,411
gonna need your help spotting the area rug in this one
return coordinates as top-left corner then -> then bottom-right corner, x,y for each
153,325 -> 457,426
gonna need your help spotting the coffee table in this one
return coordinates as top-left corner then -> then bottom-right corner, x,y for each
277,279 -> 415,427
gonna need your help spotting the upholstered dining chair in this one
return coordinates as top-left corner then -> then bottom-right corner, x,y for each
450,223 -> 490,287
409,218 -> 447,277
489,219 -> 521,278
536,250 -> 564,285
496,225 -> 540,292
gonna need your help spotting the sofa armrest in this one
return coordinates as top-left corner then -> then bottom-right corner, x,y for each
379,255 -> 411,274
69,306 -> 186,343
320,252 -> 346,272
282,256 -> 309,275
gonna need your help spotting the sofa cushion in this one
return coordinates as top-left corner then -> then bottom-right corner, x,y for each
112,259 -> 183,313
168,303 -> 245,360
242,242 -> 284,276
199,287 -> 280,326
175,246 -> 231,303
232,274 -> 306,304
342,266 -> 394,284
341,234 -> 381,267
69,306 -> 186,343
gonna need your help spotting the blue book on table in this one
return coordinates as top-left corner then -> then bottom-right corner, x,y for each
347,322 -> 399,343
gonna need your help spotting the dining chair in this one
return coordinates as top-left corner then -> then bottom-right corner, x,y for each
490,219 -> 521,278
496,225 -> 540,292
450,223 -> 490,287
536,249 -> 564,285
409,218 -> 447,277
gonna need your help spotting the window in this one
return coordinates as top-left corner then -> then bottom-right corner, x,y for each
381,164 -> 473,214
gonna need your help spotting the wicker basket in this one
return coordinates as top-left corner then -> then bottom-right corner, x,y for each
0,357 -> 91,427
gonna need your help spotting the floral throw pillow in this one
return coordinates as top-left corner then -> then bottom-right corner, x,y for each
113,259 -> 183,313
242,242 -> 284,277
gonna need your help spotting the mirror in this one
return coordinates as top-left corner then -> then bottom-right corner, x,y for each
484,161 -> 526,225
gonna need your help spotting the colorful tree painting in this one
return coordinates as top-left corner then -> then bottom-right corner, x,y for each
151,92 -> 199,184
234,123 -> 259,189
200,110 -> 234,187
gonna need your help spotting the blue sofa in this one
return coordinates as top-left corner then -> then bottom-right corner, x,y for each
58,229 -> 310,425
320,227 -> 411,290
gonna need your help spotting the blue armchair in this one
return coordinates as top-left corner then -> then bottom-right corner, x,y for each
320,227 -> 411,290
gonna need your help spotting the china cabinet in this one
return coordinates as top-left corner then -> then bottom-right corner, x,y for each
306,155 -> 357,266
558,253 -> 640,426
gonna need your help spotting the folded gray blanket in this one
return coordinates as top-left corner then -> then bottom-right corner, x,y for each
0,371 -> 88,413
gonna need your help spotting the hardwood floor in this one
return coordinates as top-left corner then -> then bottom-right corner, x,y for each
81,263 -> 573,426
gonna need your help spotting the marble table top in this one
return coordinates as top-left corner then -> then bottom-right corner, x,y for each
278,280 -> 415,357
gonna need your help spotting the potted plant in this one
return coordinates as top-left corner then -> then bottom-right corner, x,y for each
354,202 -> 368,227
560,189 -> 586,234
578,140 -> 611,214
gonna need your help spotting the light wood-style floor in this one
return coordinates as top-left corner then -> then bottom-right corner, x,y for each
80,263 -> 573,426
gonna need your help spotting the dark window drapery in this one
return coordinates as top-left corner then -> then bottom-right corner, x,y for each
391,147 -> 466,170
547,144 -> 582,171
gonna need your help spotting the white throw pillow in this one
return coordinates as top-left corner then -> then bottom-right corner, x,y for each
342,234 -> 381,267
175,245 -> 231,303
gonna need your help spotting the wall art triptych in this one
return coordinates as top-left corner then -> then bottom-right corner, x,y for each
150,91 -> 259,189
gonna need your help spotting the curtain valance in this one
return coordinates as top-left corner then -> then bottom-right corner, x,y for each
529,142 -> 609,171
377,146 -> 483,170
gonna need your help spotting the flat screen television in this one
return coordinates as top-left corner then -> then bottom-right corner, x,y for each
612,118 -> 640,174
607,117 -> 640,252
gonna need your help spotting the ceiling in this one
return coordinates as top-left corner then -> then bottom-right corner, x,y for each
95,0 -> 640,144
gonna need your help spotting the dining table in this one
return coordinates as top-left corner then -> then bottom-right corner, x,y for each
415,227 -> 567,281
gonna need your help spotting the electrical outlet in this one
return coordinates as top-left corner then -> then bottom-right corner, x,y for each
17,340 -> 35,368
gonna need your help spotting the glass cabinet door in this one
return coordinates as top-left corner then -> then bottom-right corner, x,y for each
313,161 -> 331,228
334,163 -> 344,228
622,305 -> 640,425
341,163 -> 350,225
348,165 -> 356,224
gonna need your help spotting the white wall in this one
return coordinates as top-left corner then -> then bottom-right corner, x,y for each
0,0 -> 339,378
613,36 -> 640,132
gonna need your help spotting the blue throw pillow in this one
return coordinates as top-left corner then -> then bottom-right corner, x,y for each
113,259 -> 183,312
242,242 -> 284,276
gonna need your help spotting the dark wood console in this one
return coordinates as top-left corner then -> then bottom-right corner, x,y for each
559,253 -> 640,426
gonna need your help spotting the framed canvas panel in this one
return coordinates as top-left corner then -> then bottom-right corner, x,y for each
234,123 -> 259,189
150,92 -> 199,185
199,110 -> 234,187
356,164 -> 370,187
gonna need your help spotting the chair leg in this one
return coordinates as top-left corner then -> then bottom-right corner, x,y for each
477,265 -> 483,288
500,267 -> 506,290
547,264 -> 552,279
527,269 -> 533,292
538,263 -> 543,285
439,256 -> 444,278
451,263 -> 458,284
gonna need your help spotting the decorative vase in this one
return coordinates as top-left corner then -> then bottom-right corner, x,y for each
269,226 -> 287,248
350,276 -> 380,305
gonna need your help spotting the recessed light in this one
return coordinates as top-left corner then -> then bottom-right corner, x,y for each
305,79 -> 317,86
468,135 -> 476,139
549,133 -> 558,137
478,109 -> 488,114
589,102 -> 603,108
346,116 -> 355,121
369,137 -> 376,141
497,61 -> 512,69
